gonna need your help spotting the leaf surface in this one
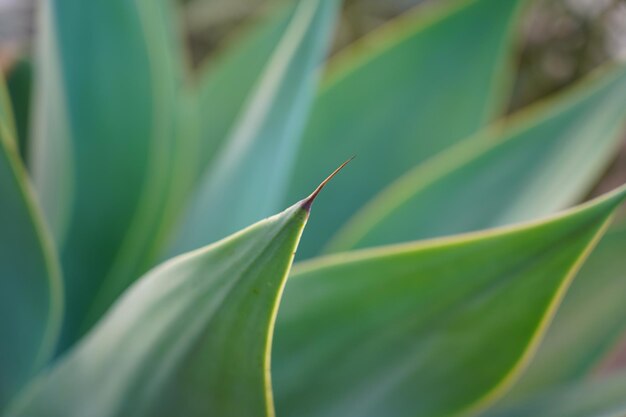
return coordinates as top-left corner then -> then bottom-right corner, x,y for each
6,60 -> 33,160
188,2 -> 299,181
272,186 -> 626,417
0,72 -> 16,141
31,0 -> 190,348
499,220 -> 626,398
480,371 -> 626,417
328,65 -> 626,251
285,0 -> 523,257
169,0 -> 339,255
8,193 -> 317,417
0,113 -> 62,408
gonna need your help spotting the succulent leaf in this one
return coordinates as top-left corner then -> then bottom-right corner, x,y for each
285,0 -> 524,258
272,186 -> 626,417
0,105 -> 62,409
501,220 -> 626,398
31,0 -> 189,349
169,0 -> 340,256
328,64 -> 626,251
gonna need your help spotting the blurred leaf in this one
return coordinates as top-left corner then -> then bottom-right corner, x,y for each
168,0 -> 339,255
285,0 -> 524,258
8,194 -> 314,417
188,1 -> 299,181
0,115 -> 62,408
6,60 -> 33,162
0,72 -> 17,142
272,186 -> 626,417
328,64 -> 626,251
499,221 -> 626,399
31,0 -> 190,349
79,0 -> 199,338
480,372 -> 626,417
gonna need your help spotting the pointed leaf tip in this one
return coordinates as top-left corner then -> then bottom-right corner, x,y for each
301,156 -> 355,212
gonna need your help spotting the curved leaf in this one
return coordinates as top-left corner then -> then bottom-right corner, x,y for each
6,59 -> 33,160
168,0 -> 339,255
328,64 -> 626,251
0,73 -> 16,142
31,0 -> 189,348
285,0 -> 524,257
8,190 -> 320,417
0,114 -> 62,408
499,221 -> 626,398
481,372 -> 626,417
79,0 -> 199,337
272,185 -> 626,417
188,1 -> 300,181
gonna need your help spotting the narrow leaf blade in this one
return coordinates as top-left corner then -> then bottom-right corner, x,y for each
0,115 -> 62,408
0,72 -> 17,142
31,0 -> 188,348
6,60 -> 33,160
169,0 -> 339,255
189,2 -> 300,179
285,0 -> 523,257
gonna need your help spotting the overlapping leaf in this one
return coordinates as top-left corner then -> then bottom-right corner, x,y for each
327,64 -> 626,251
500,221 -> 626,398
6,60 -> 33,159
285,0 -> 524,257
188,2 -> 300,181
481,371 -> 626,417
0,111 -> 62,409
31,0 -> 189,348
8,193 -> 318,417
0,73 -> 16,141
272,186 -> 626,417
168,0 -> 339,256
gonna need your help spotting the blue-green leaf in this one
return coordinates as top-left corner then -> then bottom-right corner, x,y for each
188,1 -> 302,181
31,0 -> 189,348
168,0 -> 339,255
6,59 -> 33,160
272,185 -> 626,417
0,111 -> 62,409
0,73 -> 16,141
285,0 -> 524,257
8,191 -> 319,417
499,220 -> 626,398
327,64 -> 626,251
481,371 -> 626,417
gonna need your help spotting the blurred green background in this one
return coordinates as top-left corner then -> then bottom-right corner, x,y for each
1,0 -> 626,193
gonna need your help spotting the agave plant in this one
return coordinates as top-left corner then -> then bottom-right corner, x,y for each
2,0 -> 626,416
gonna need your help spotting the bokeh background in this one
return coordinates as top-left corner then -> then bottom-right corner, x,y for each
1,0 -> 626,192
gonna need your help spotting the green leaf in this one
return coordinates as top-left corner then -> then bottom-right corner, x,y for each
499,220 -> 626,398
188,1 -> 301,182
327,64 -> 626,252
6,59 -> 33,161
7,169 -> 342,417
168,0 -> 339,255
285,0 -> 524,258
0,72 -> 17,142
79,1 -> 198,338
0,113 -> 62,408
481,372 -> 626,417
31,0 -> 189,348
272,185 -> 626,417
